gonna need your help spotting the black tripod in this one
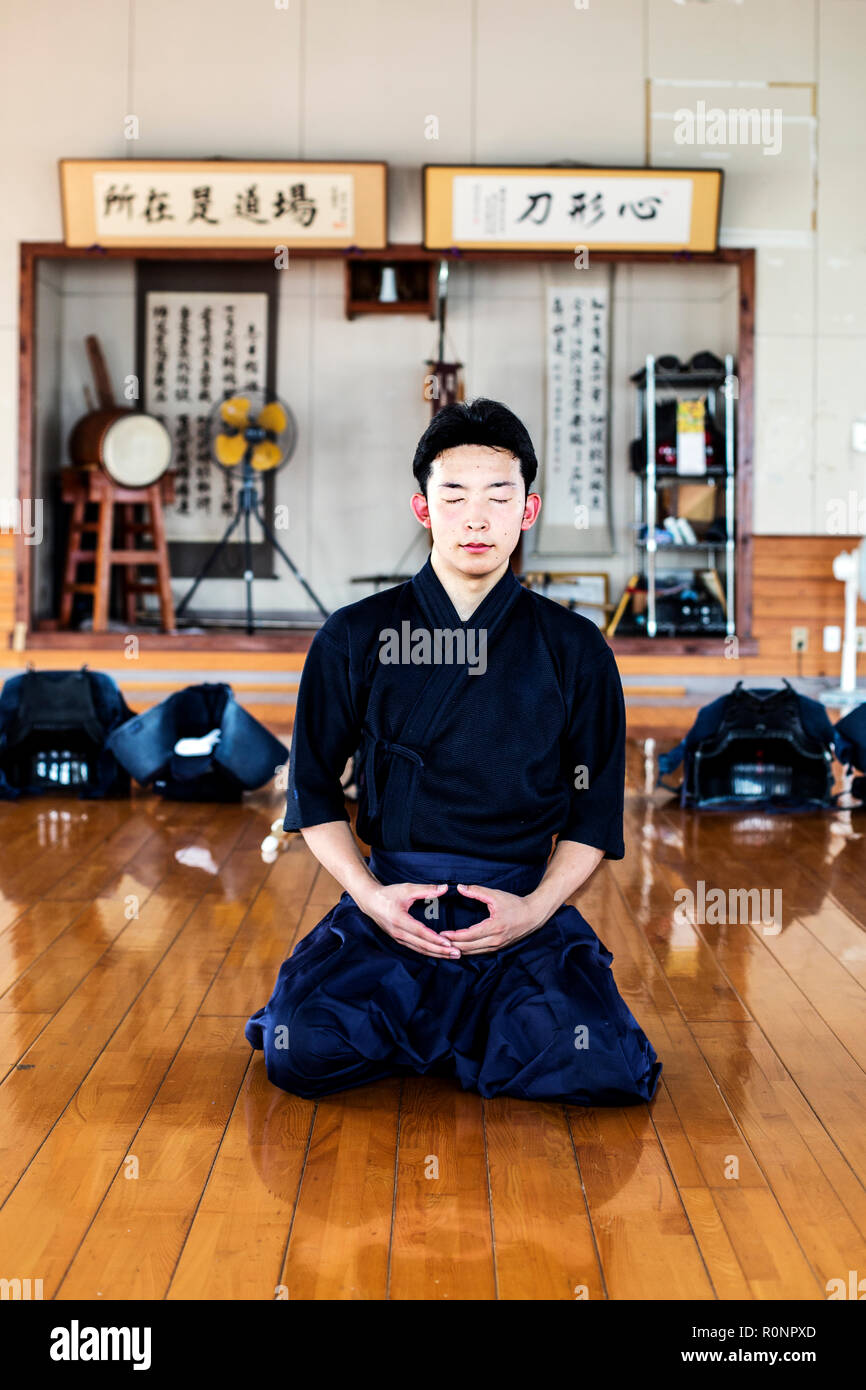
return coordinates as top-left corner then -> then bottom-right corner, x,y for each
175,452 -> 329,633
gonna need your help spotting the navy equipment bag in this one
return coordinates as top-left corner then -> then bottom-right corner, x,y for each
106,681 -> 288,802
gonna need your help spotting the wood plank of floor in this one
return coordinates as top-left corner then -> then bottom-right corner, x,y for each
0,744 -> 863,1300
389,1077 -> 496,1300
167,1063 -> 315,1301
56,1016 -> 250,1300
0,895 -> 247,1295
485,1095 -> 605,1300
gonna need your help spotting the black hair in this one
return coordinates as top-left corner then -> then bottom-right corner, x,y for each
412,397 -> 538,496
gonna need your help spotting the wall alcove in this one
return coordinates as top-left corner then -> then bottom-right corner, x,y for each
17,241 -> 755,655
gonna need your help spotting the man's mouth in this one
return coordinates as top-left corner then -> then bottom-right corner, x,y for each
461,542 -> 492,552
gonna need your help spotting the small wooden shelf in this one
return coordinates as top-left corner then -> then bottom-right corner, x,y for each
344,255 -> 436,320
346,299 -> 433,317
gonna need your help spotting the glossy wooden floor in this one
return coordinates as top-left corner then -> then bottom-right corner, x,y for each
1,739 -> 865,1301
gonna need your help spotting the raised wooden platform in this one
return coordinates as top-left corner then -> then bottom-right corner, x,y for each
0,739 -> 862,1300
0,533 -> 862,733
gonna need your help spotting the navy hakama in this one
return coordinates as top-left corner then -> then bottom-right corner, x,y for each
245,847 -> 661,1106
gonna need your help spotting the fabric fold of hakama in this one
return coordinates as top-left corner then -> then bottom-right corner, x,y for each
245,848 -> 661,1107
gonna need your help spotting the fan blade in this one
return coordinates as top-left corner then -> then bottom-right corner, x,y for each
257,400 -> 288,434
250,440 -> 282,472
215,432 -> 247,466
220,395 -> 252,427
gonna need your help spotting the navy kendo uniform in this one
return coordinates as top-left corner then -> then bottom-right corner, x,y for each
245,556 -> 661,1106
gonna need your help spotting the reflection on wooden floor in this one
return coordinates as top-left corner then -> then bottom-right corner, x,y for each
0,738 -> 864,1300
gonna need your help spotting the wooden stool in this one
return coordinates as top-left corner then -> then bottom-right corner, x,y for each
60,465 -> 177,633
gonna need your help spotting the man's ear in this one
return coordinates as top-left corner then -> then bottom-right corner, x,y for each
410,491 -> 432,528
521,492 -> 542,531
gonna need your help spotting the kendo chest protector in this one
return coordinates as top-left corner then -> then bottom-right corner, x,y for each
658,679 -> 837,810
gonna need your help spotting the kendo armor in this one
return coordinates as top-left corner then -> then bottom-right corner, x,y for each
0,665 -> 134,800
657,680 -> 839,810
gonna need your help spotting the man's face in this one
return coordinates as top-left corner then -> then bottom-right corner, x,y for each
410,444 -> 541,575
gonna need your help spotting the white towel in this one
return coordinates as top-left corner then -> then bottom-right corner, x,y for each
174,727 -> 222,757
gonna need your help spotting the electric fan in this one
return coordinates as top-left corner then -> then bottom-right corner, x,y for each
175,390 -> 329,633
819,536 -> 866,709
211,391 -> 298,473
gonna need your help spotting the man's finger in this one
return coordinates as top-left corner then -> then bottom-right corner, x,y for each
450,934 -> 504,955
392,932 -> 444,958
456,883 -> 496,909
403,882 -> 449,903
441,917 -> 494,940
393,927 -> 459,959
396,909 -> 450,942
395,913 -> 460,956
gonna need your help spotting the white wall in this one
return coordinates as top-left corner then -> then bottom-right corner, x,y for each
3,0 -> 866,612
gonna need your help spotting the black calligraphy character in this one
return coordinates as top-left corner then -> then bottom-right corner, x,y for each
567,193 -> 604,227
234,185 -> 268,224
143,189 -> 175,223
516,192 -> 553,225
617,197 -> 662,221
273,183 -> 317,228
188,186 -> 219,225
102,184 -> 136,219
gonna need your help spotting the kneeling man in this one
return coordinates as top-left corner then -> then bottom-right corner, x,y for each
246,398 -> 661,1106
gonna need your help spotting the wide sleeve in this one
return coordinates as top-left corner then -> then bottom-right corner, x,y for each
558,638 -> 626,860
283,623 -> 362,832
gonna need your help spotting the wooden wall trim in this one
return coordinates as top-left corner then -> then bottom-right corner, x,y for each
16,244 -> 35,631
19,241 -> 754,265
735,247 -> 754,638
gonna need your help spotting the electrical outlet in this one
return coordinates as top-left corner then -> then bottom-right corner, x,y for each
856,627 -> 866,653
791,626 -> 808,652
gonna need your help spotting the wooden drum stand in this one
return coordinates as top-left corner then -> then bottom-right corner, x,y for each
59,465 -> 177,633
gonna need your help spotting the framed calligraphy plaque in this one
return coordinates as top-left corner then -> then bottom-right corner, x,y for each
423,165 -> 722,252
60,159 -> 387,248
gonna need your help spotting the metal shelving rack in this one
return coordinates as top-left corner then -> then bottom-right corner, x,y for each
631,352 -> 736,638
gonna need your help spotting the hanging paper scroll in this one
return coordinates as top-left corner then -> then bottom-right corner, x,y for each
143,290 -> 268,543
537,286 -> 612,557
